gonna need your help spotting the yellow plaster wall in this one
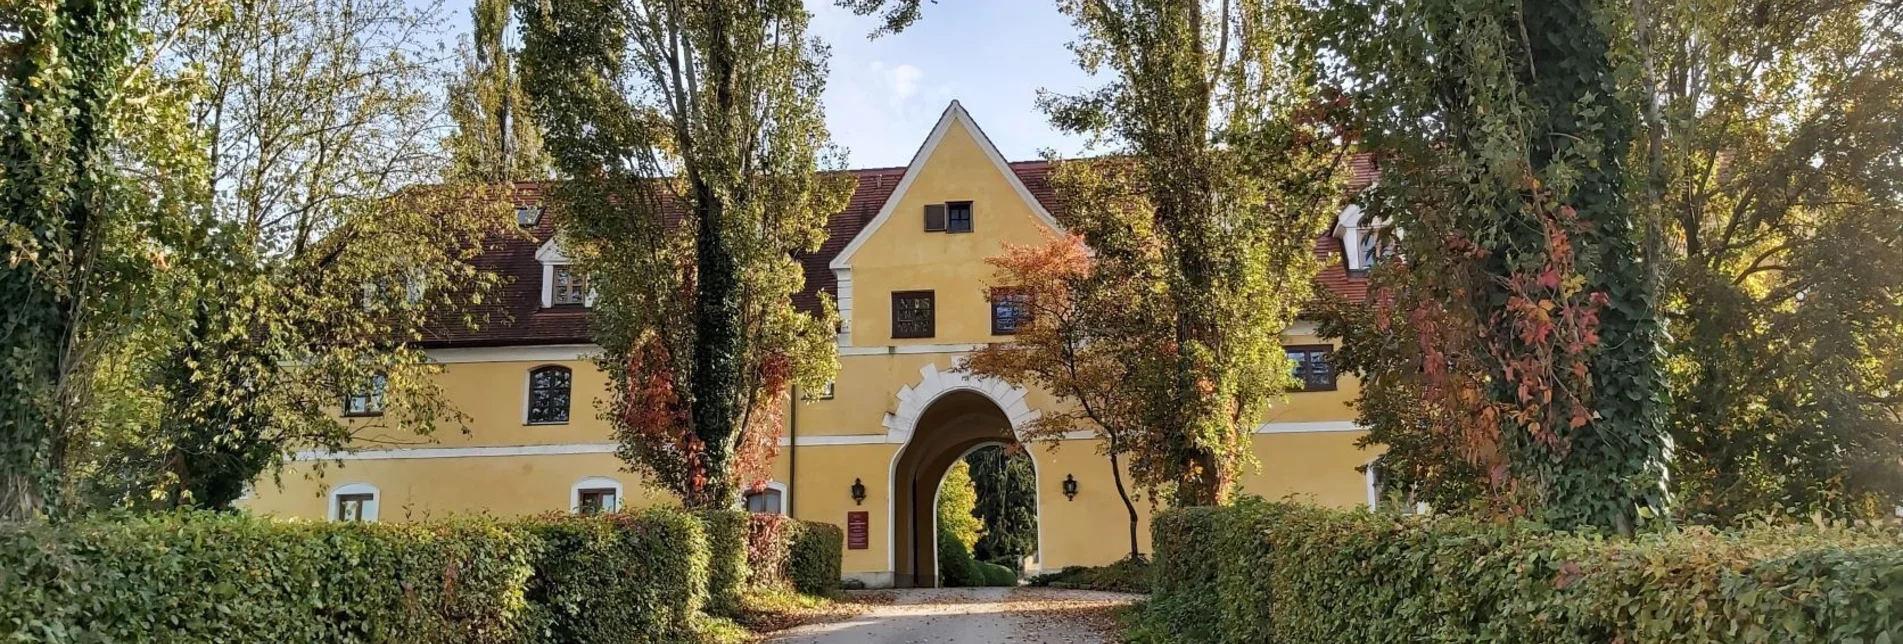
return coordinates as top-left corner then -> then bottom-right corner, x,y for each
244,453 -> 670,520
349,359 -> 613,448
845,123 -> 1059,347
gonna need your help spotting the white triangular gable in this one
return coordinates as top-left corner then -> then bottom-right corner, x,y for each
827,101 -> 1064,271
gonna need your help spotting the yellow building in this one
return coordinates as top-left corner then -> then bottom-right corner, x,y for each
245,102 -> 1386,588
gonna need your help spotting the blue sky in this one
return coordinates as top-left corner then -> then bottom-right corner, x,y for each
806,0 -> 1097,168
434,0 -> 1095,168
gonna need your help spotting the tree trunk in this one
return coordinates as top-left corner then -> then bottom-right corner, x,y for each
685,6 -> 744,510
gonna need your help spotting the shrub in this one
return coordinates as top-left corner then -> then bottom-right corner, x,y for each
1142,501 -> 1903,644
745,514 -> 795,590
787,521 -> 843,596
0,512 -> 536,643
977,560 -> 1019,586
694,510 -> 751,617
936,527 -> 986,587
1027,558 -> 1150,593
519,509 -> 708,644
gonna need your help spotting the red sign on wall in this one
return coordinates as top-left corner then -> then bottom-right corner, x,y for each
847,511 -> 869,550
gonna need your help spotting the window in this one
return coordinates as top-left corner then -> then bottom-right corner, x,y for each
1285,345 -> 1337,392
515,205 -> 543,227
947,201 -> 973,233
990,287 -> 1031,335
745,487 -> 784,514
803,381 -> 835,401
924,204 -> 946,232
527,366 -> 572,424
891,291 -> 935,339
572,477 -> 624,514
552,265 -> 587,306
576,488 -> 618,515
344,374 -> 387,417
329,483 -> 380,522
1355,226 -> 1393,273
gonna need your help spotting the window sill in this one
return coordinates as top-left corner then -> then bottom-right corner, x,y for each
525,420 -> 570,426
342,412 -> 385,418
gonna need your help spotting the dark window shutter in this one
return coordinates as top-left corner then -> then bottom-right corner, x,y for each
923,204 -> 946,232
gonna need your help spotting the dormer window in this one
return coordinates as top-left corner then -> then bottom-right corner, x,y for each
1333,204 -> 1395,275
552,265 -> 587,306
515,206 -> 544,227
1356,226 -> 1393,271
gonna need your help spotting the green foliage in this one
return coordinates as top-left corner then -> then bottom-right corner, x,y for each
516,0 -> 850,509
1312,0 -> 1670,529
519,510 -> 709,643
935,528 -> 987,588
786,521 -> 844,597
0,510 -> 718,644
0,0 -> 142,519
1026,559 -> 1152,593
936,461 -> 981,550
977,560 -> 1019,586
695,510 -> 752,618
443,0 -> 550,182
966,445 -> 1039,568
1036,0 -> 1355,505
1139,502 -> 1903,644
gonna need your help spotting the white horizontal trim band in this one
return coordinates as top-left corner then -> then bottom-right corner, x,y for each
426,344 -> 599,364
294,422 -> 1365,461
838,343 -> 987,356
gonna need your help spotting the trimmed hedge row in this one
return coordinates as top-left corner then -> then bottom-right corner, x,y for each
695,510 -> 751,617
787,520 -> 844,596
0,509 -> 727,643
1145,500 -> 1903,644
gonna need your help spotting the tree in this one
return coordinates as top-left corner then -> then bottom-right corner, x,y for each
1311,0 -> 1671,531
966,444 -> 1038,568
1317,0 -> 1903,528
516,0 -> 851,508
1037,0 -> 1354,506
963,232 -> 1152,559
1635,0 -> 1903,523
62,0 -> 513,511
443,0 -> 551,183
937,461 -> 981,550
0,0 -> 143,519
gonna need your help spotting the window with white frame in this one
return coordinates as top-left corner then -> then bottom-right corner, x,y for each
330,483 -> 380,522
571,477 -> 623,514
344,374 -> 387,417
526,365 -> 572,424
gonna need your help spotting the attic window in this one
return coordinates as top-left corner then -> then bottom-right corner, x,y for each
552,265 -> 588,306
947,202 -> 973,233
515,206 -> 544,227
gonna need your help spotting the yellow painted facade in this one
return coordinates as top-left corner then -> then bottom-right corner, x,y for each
245,102 -> 1382,588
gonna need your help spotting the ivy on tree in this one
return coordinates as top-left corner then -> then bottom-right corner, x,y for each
516,0 -> 852,508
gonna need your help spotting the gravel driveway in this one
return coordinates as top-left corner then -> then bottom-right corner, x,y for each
767,587 -> 1140,644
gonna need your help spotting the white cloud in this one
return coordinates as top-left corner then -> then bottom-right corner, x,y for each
887,63 -> 923,103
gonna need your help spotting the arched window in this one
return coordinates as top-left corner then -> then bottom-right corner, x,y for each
330,482 -> 380,522
527,366 -> 572,425
571,477 -> 623,515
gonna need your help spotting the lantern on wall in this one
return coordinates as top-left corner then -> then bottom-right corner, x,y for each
1063,474 -> 1079,501
851,478 -> 867,506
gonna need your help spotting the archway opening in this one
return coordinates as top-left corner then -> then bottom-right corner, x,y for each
890,390 -> 1041,588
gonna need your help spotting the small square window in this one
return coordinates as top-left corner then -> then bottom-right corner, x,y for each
1285,346 -> 1337,392
577,488 -> 618,515
990,287 -> 1031,335
892,291 -> 935,339
552,265 -> 587,306
804,381 -> 835,401
745,488 -> 784,514
344,374 -> 387,417
1353,226 -> 1393,274
515,206 -> 544,227
947,201 -> 973,233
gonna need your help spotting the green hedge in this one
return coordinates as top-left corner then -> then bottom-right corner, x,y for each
0,510 -> 710,644
694,510 -> 751,617
1144,500 -> 1903,644
520,510 -> 707,643
786,521 -> 843,596
976,560 -> 1019,586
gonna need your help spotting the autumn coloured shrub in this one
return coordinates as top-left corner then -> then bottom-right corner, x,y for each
1142,501 -> 1903,644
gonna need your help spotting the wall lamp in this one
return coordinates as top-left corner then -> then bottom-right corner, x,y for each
1063,474 -> 1079,501
851,478 -> 866,505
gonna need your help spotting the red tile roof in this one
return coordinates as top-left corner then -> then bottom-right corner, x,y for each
423,156 -> 1375,348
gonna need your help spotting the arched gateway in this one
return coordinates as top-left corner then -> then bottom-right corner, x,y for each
885,363 -> 1044,587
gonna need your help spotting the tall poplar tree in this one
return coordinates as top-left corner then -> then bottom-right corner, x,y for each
443,0 -> 550,182
1040,0 -> 1353,505
516,0 -> 851,508
1313,0 -> 1671,531
0,0 -> 141,519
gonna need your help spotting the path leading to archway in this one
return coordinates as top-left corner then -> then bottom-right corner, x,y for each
768,587 -> 1139,644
